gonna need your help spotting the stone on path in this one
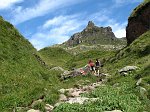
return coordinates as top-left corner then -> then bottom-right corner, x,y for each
136,78 -> 142,86
66,97 -> 99,104
45,104 -> 54,112
31,99 -> 43,107
59,94 -> 67,101
58,88 -> 66,94
27,109 -> 40,112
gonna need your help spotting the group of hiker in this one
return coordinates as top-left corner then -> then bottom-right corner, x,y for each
88,59 -> 101,75
79,59 -> 102,76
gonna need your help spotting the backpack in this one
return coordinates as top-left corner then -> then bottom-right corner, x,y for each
96,61 -> 100,66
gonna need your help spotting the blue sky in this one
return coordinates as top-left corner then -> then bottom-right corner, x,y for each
0,0 -> 143,50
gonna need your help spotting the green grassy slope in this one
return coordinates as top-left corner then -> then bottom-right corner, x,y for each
39,47 -> 73,69
104,30 -> 150,111
105,30 -> 150,74
39,46 -> 116,70
0,17 -> 52,111
66,50 -> 115,70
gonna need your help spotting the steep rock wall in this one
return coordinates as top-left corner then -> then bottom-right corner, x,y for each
126,2 -> 150,45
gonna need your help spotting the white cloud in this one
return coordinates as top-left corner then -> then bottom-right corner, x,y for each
114,28 -> 126,38
109,22 -> 127,38
0,0 -> 23,10
43,14 -> 80,29
11,0 -> 84,25
30,15 -> 84,50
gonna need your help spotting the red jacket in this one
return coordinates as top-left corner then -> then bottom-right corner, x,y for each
89,62 -> 95,66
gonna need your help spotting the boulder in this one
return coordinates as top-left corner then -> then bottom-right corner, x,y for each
59,94 -> 67,101
45,104 -> 54,112
136,78 -> 142,86
58,88 -> 66,94
66,97 -> 98,104
31,99 -> 43,107
119,66 -> 138,74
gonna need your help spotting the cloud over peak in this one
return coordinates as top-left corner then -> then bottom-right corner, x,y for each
11,0 -> 84,25
0,0 -> 23,10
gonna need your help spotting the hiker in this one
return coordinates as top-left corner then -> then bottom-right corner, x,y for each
88,60 -> 95,74
95,59 -> 101,75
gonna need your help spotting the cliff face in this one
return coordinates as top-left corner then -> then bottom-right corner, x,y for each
64,21 -> 119,47
126,2 -> 150,45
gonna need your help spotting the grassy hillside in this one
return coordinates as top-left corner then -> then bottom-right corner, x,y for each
105,30 -> 150,74
105,30 -> 150,92
39,46 -> 116,70
0,16 -> 53,111
66,50 -> 115,70
39,47 -> 73,69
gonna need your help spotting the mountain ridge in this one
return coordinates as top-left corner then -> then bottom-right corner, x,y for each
61,21 -> 126,47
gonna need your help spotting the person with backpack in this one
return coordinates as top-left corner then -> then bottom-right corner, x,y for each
95,59 -> 101,75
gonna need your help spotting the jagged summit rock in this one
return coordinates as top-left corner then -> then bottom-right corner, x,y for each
86,21 -> 95,28
63,21 -> 124,47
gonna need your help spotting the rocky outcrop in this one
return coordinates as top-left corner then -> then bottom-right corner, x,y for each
126,2 -> 150,45
119,66 -> 138,76
64,21 -> 121,47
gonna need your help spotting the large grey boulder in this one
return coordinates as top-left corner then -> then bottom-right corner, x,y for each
119,66 -> 138,76
119,66 -> 138,73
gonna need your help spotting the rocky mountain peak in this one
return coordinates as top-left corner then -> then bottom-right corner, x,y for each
62,21 -> 126,47
84,21 -> 96,32
87,21 -> 95,28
